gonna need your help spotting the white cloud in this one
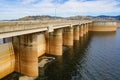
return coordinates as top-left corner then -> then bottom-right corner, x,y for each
0,0 -> 120,20
31,0 -> 120,16
20,0 -> 37,4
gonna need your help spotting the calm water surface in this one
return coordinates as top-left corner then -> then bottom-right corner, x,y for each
2,29 -> 120,80
38,28 -> 120,80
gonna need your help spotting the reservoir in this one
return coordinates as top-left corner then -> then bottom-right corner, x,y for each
38,29 -> 120,80
1,28 -> 120,80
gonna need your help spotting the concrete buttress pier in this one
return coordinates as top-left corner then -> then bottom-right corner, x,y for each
63,26 -> 73,46
46,29 -> 63,56
73,25 -> 79,40
83,24 -> 87,35
0,43 -> 15,79
46,32 -> 54,55
13,34 -> 42,77
86,24 -> 89,33
80,25 -> 84,37
54,29 -> 63,55
37,33 -> 46,57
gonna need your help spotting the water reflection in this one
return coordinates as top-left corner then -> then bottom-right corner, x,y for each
43,34 -> 90,80
43,30 -> 120,80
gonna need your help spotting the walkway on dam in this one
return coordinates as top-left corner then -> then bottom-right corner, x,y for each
0,20 -> 92,39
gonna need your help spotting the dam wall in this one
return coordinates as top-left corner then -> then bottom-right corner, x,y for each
0,20 -> 117,79
117,22 -> 120,28
0,43 -> 15,79
89,21 -> 117,32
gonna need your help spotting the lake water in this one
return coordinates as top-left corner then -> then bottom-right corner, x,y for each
37,28 -> 120,80
1,28 -> 120,80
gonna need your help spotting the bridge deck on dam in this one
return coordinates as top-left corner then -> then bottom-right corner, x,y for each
0,20 -> 92,39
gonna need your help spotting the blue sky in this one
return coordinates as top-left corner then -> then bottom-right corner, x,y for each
0,0 -> 120,20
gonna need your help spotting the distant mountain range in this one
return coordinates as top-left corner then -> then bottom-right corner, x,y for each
96,15 -> 120,20
12,15 -> 120,21
66,15 -> 120,21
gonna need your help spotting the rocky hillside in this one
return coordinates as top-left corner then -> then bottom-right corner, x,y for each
17,15 -> 63,21
16,15 -> 120,21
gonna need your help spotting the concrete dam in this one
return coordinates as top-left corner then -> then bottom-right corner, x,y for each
0,20 -> 117,79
